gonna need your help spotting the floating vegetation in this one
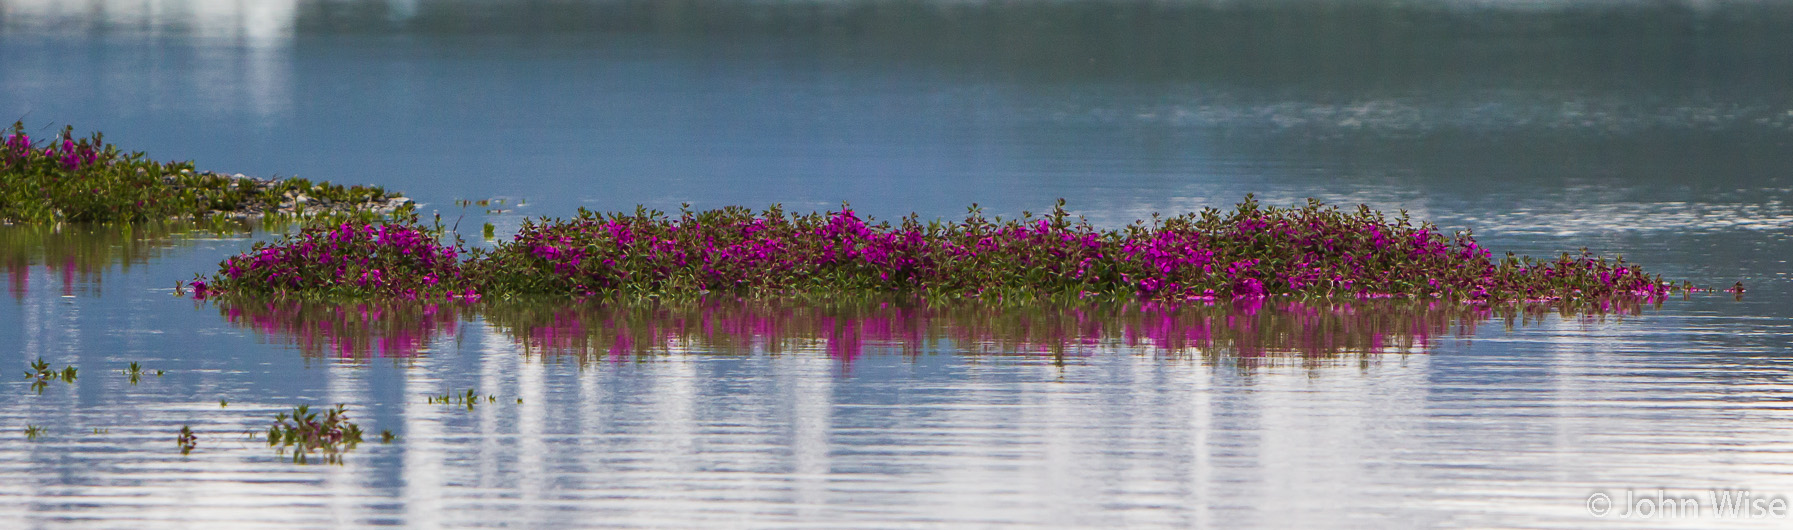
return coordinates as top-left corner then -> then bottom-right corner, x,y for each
2,123 -> 411,224
379,429 -> 396,443
92,427 -> 109,434
176,425 -> 197,455
478,198 -> 1681,303
24,425 -> 44,440
24,358 -> 77,393
195,213 -> 474,300
453,197 -> 513,214
197,198 -> 1681,306
121,362 -> 167,384
267,404 -> 365,464
427,389 -> 496,410
219,399 -> 228,407
24,358 -> 52,379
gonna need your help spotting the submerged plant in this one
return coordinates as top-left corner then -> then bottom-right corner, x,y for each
24,358 -> 50,379
23,358 -> 77,393
177,425 -> 198,454
267,404 -> 365,464
426,388 -> 494,411
26,358 -> 51,377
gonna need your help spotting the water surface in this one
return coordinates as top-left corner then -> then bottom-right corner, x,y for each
3,1 -> 1792,528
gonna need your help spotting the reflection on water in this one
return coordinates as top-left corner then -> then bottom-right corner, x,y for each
210,296 -> 1666,362
1,0 -> 296,43
0,220 -> 1662,363
0,228 -> 1782,529
7,289 -> 1792,528
221,300 -> 469,359
490,298 -> 1485,362
0,223 -> 244,300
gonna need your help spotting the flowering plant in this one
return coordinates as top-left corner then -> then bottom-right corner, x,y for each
467,197 -> 1672,303
199,214 -> 476,300
199,198 -> 1678,305
3,122 -> 404,223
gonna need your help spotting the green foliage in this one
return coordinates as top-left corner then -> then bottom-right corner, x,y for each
426,388 -> 497,410
198,212 -> 475,300
177,425 -> 198,454
460,198 -> 1673,304
267,404 -> 365,464
196,198 -> 1679,306
23,358 -> 77,393
1,122 -> 406,224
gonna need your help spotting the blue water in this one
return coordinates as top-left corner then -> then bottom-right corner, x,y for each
3,1 -> 1793,527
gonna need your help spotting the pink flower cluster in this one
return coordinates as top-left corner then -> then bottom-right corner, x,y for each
203,221 -> 476,300
3,129 -> 104,172
477,198 -> 1672,303
202,198 -> 1677,305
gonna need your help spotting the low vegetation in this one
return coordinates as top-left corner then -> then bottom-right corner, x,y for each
196,198 -> 1679,306
2,125 -> 1682,306
2,122 -> 410,224
194,213 -> 474,300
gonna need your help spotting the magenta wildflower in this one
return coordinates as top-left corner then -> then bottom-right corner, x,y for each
199,197 -> 1678,306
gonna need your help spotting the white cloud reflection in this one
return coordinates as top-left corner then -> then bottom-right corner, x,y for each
2,0 -> 297,45
2,0 -> 298,120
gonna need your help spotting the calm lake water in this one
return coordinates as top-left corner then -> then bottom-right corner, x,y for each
4,0 -> 1793,528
